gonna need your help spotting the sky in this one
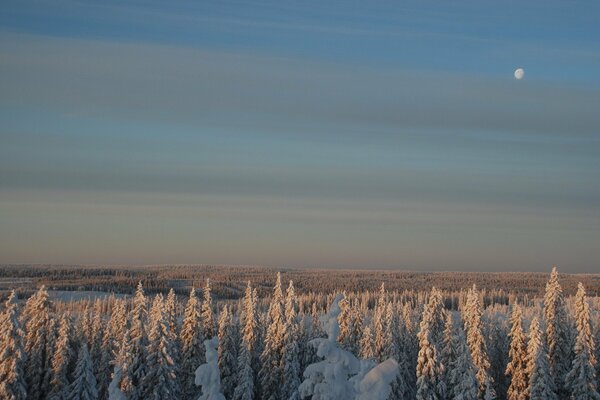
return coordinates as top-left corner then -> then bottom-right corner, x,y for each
1,0 -> 599,272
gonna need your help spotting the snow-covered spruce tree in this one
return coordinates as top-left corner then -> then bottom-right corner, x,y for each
128,281 -> 149,400
195,337 -> 226,400
282,280 -> 302,400
505,304 -> 528,400
259,272 -> 286,400
143,293 -> 180,400
66,343 -> 98,400
202,279 -> 216,340
427,287 -> 446,348
181,287 -> 204,399
23,285 -> 52,400
166,288 -> 179,341
233,281 -> 259,400
299,294 -> 398,400
416,293 -> 446,400
217,305 -> 238,399
311,302 -> 325,339
444,313 -> 478,400
526,317 -> 557,400
544,266 -> 572,398
108,329 -> 134,400
393,320 -> 417,400
337,294 -> 353,351
566,283 -> 600,400
48,314 -> 75,400
98,299 -> 127,400
373,283 -> 388,361
0,290 -> 27,400
441,312 -> 458,387
359,325 -> 375,360
90,299 -> 104,370
463,284 -> 496,400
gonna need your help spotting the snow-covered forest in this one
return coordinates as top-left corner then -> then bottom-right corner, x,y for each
1,267 -> 599,400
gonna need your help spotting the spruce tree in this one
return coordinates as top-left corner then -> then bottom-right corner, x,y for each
566,283 -> 600,400
526,317 -> 557,400
416,303 -> 446,400
67,343 -> 98,400
233,282 -> 258,400
217,305 -> 238,399
201,279 -> 216,340
505,305 -> 528,400
128,282 -> 148,400
464,285 -> 496,400
282,280 -> 301,400
181,287 -> 204,399
544,267 -> 572,397
49,314 -> 75,400
144,294 -> 180,400
446,318 -> 479,400
359,325 -> 375,360
23,285 -> 52,400
0,290 -> 27,400
259,272 -> 286,400
98,299 -> 127,400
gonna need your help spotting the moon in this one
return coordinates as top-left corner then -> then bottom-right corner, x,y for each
514,68 -> 524,80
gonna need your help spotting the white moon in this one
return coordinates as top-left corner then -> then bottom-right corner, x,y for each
514,68 -> 524,80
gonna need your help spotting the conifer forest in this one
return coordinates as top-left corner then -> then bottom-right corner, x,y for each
0,266 -> 599,400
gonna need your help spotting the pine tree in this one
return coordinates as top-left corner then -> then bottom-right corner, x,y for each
544,267 -> 572,397
0,290 -> 27,400
49,314 -> 75,400
566,283 -> 600,400
416,302 -> 446,400
181,287 -> 204,399
144,294 -> 180,400
202,279 -> 216,340
128,282 -> 148,400
67,343 -> 98,400
526,317 -> 557,400
217,305 -> 238,399
259,272 -> 286,400
23,285 -> 52,400
505,305 -> 528,400
464,285 -> 496,400
282,280 -> 301,400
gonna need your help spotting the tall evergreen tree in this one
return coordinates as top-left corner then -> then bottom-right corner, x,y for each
526,317 -> 557,400
233,282 -> 258,400
359,325 -> 375,360
98,299 -> 127,400
505,305 -> 528,400
23,285 -> 52,400
181,287 -> 204,399
144,294 -> 180,400
259,272 -> 286,400
217,305 -> 238,399
444,313 -> 479,400
0,290 -> 27,400
49,314 -> 75,400
108,329 -> 134,400
67,343 -> 98,400
464,285 -> 496,400
416,302 -> 446,400
544,267 -> 572,398
282,280 -> 301,400
128,282 -> 148,400
201,279 -> 216,340
566,283 -> 600,400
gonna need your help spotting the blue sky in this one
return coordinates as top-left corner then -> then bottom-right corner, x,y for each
1,0 -> 599,271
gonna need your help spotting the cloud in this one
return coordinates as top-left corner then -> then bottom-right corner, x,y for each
1,32 -> 599,139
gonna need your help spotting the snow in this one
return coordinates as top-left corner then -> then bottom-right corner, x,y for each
195,337 -> 226,400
